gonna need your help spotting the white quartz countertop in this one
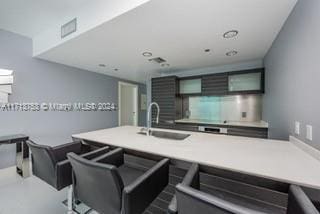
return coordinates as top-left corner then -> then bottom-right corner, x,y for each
73,126 -> 320,189
175,119 -> 269,128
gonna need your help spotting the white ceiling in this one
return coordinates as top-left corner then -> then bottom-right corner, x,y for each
1,0 -> 297,83
0,0 -> 98,38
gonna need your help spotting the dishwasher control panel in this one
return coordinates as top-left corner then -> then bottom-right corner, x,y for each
198,126 -> 228,134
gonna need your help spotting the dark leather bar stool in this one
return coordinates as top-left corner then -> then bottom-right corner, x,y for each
287,186 -> 320,214
68,148 -> 170,214
168,163 -> 319,214
27,140 -> 110,212
168,163 -> 200,214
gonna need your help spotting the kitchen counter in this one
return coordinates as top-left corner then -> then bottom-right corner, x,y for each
175,118 -> 269,128
73,126 -> 320,189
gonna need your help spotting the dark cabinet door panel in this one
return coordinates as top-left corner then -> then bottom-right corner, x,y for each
151,92 -> 175,97
174,124 -> 199,132
152,86 -> 176,92
202,73 -> 228,95
152,77 -> 176,83
227,127 -> 268,139
151,76 -> 177,128
151,97 -> 176,102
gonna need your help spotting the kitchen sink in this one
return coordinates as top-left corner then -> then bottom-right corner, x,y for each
137,130 -> 190,140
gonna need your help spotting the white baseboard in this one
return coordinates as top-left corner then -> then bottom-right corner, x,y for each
290,136 -> 320,161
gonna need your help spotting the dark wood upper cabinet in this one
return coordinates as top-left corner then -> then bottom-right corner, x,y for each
178,68 -> 265,96
151,68 -> 264,125
202,73 -> 229,95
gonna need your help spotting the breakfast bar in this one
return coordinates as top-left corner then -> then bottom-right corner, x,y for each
72,126 -> 320,190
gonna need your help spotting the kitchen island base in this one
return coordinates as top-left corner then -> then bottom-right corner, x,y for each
76,140 -> 291,214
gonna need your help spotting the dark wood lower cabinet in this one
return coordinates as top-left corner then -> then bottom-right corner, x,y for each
121,152 -> 287,214
227,126 -> 268,139
173,123 -> 199,132
174,123 -> 268,139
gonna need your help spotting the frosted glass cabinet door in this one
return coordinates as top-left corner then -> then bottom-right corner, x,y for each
228,72 -> 262,92
179,79 -> 201,94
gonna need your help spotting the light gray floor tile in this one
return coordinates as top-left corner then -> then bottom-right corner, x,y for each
0,167 -> 67,214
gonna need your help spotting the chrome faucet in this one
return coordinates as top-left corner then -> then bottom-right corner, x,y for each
146,102 -> 160,136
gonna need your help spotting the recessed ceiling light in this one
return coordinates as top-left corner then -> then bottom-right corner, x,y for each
142,52 -> 152,57
204,49 -> 211,52
99,64 -> 106,67
161,63 -> 170,67
226,51 -> 238,56
223,30 -> 238,39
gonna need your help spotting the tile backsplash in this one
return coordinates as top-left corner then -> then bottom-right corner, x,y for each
184,95 -> 262,122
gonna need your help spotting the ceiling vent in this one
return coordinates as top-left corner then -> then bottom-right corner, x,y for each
148,57 -> 166,64
61,18 -> 77,39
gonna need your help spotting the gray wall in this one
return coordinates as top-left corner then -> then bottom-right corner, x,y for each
0,29 -> 146,168
263,0 -> 320,149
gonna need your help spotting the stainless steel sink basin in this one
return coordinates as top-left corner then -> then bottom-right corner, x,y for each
137,130 -> 190,140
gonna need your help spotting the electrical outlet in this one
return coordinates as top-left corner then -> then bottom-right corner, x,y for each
306,125 -> 313,141
295,121 -> 300,135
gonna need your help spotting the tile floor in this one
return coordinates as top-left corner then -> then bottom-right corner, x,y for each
0,167 -> 67,214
